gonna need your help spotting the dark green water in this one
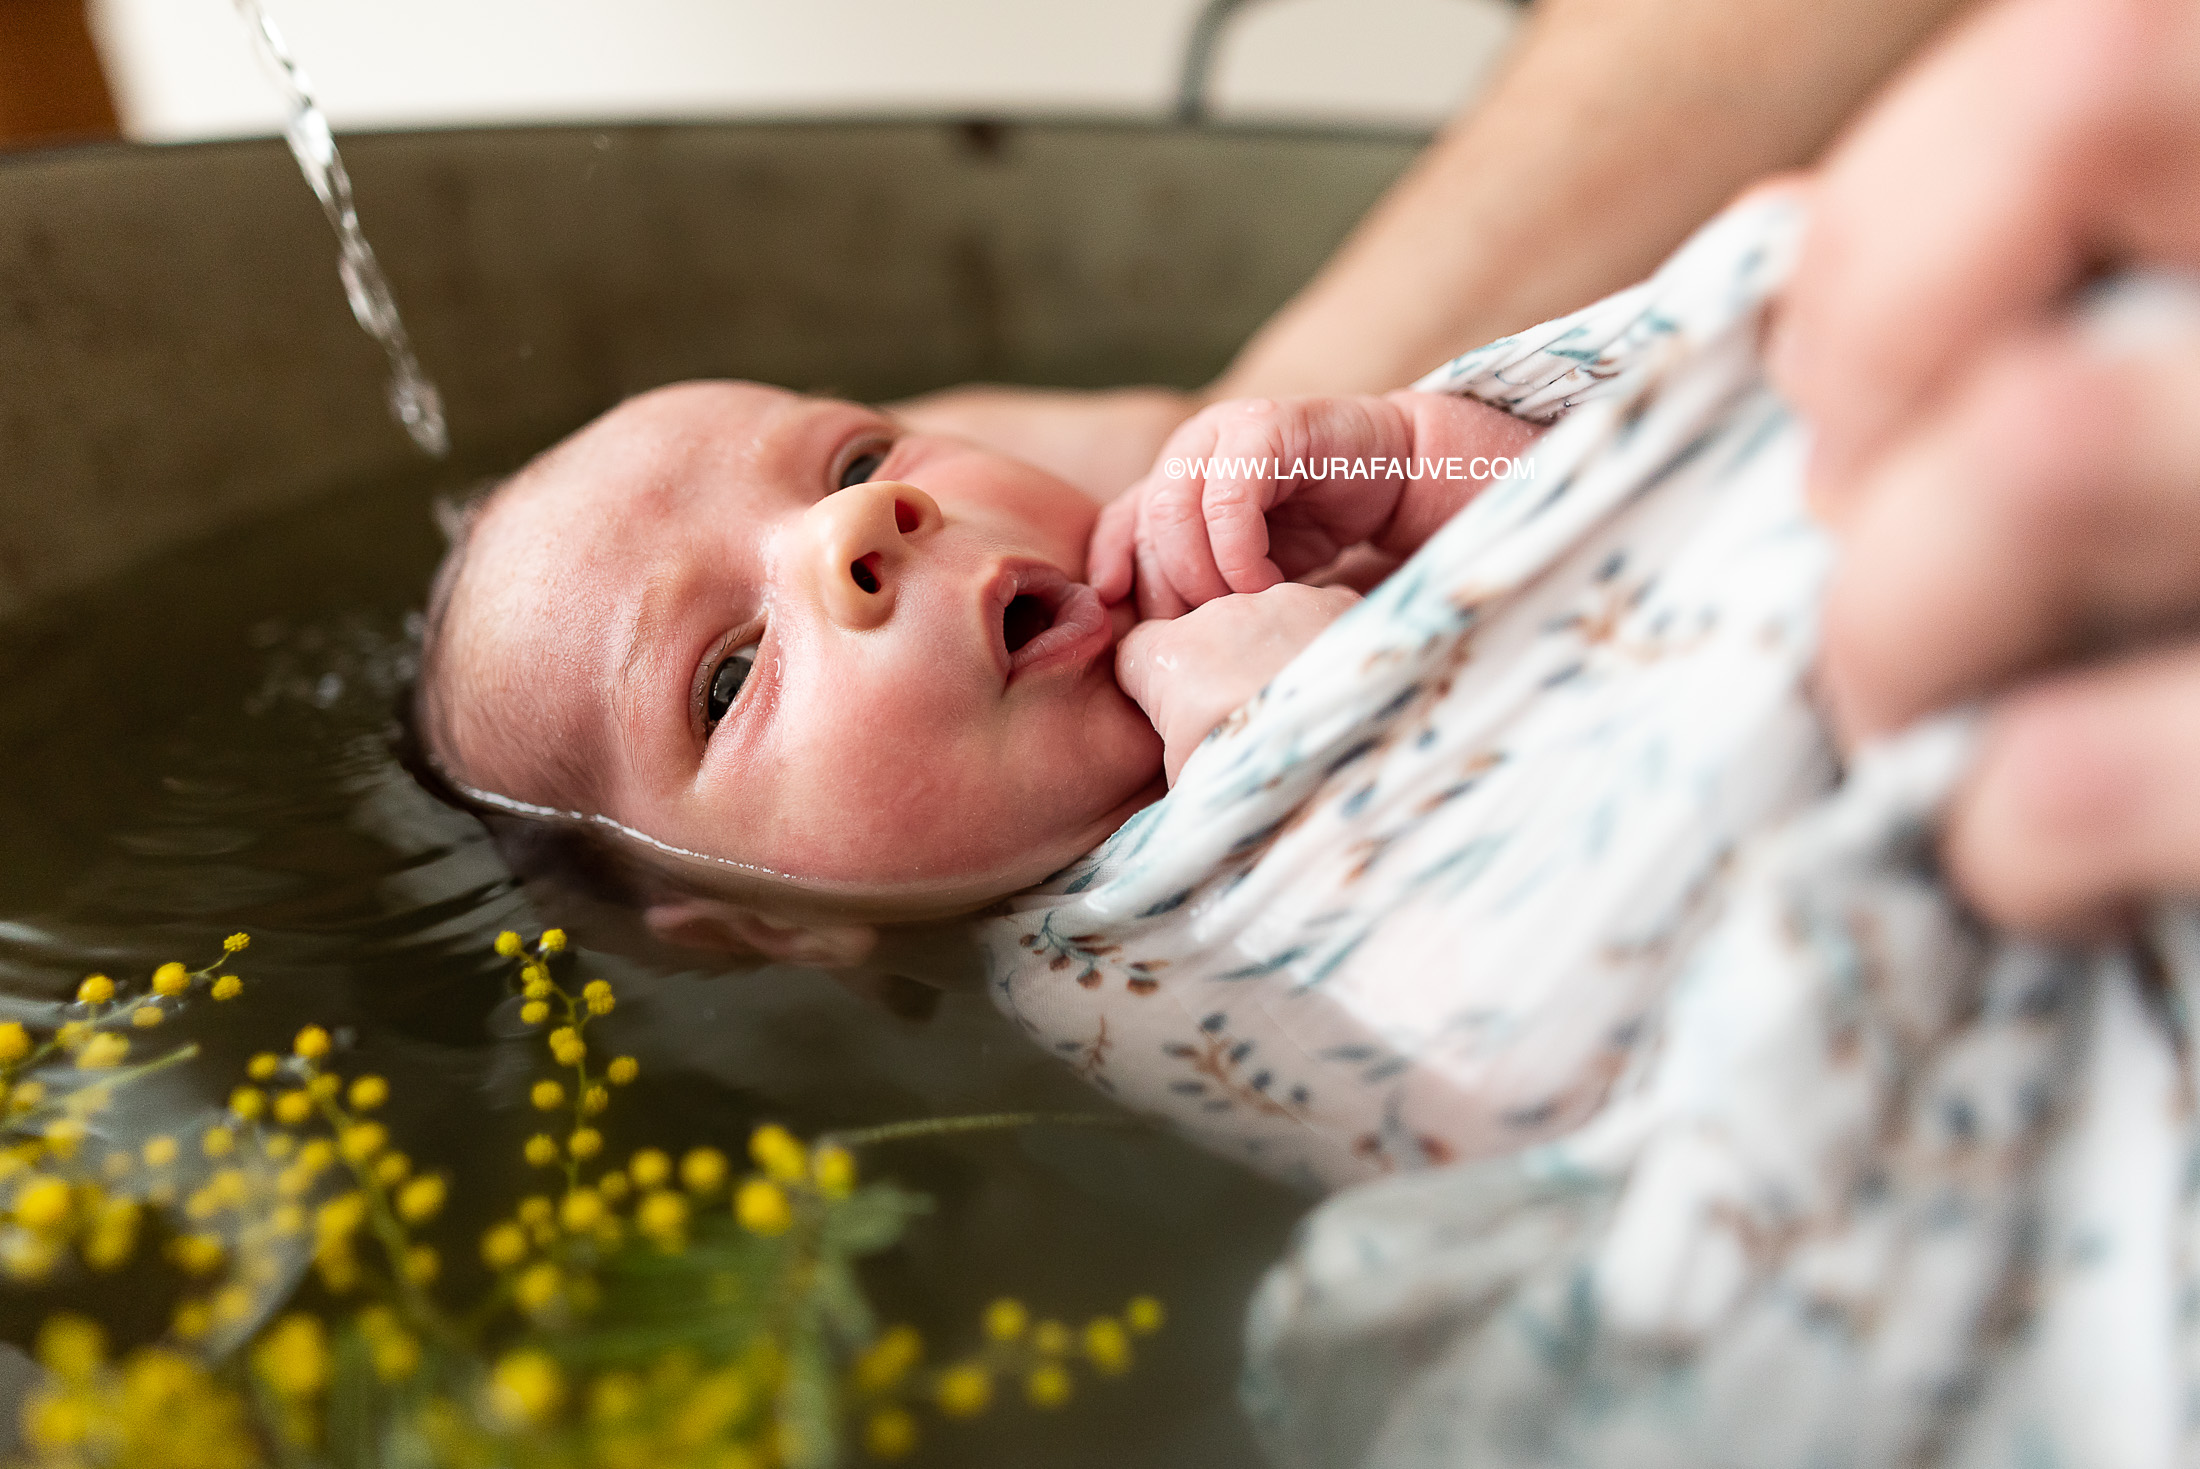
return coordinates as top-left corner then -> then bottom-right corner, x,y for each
0,473 -> 1304,1466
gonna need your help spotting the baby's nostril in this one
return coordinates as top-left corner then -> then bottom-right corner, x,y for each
893,499 -> 919,535
850,553 -> 883,594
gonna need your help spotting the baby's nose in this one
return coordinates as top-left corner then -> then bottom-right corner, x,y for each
804,480 -> 942,630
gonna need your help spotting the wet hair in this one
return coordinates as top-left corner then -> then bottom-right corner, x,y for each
402,479 -> 680,915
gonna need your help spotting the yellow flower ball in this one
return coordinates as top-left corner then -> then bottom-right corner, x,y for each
254,1315 -> 328,1399
292,1026 -> 331,1061
1125,1296 -> 1166,1334
374,1152 -> 411,1186
853,1325 -> 924,1394
747,1124 -> 807,1184
348,1075 -> 389,1111
490,1349 -> 564,1427
201,1127 -> 234,1159
523,1134 -> 560,1168
141,1136 -> 179,1168
680,1147 -> 728,1196
42,1118 -> 85,1159
339,1122 -> 387,1164
370,1326 -> 421,1383
396,1175 -> 447,1224
812,1144 -> 857,1200
171,1300 -> 213,1341
75,1032 -> 129,1069
519,1001 -> 550,1026
864,1407 -> 919,1460
0,1022 -> 29,1063
934,1364 -> 993,1418
581,1085 -> 609,1116
628,1149 -> 671,1189
530,1080 -> 566,1112
222,933 -> 250,954
521,963 -> 551,995
405,1244 -> 440,1284
314,1193 -> 368,1242
151,963 -> 189,997
36,1315 -> 105,1379
582,980 -> 614,1015
517,1195 -> 554,1227
548,1028 -> 586,1067
131,1006 -> 164,1030
296,1138 -> 336,1175
605,1056 -> 639,1086
559,1189 -> 605,1233
567,1129 -> 603,1161
247,1053 -> 281,1081
636,1190 -> 688,1245
984,1298 -> 1028,1344
228,1086 -> 266,1122
210,975 -> 242,1001
513,1261 -> 561,1313
1025,1362 -> 1073,1409
597,1170 -> 629,1201
1083,1318 -> 1133,1375
14,1177 -> 71,1231
271,1089 -> 313,1126
734,1178 -> 792,1237
23,1394 -> 89,1451
309,1073 -> 341,1099
537,929 -> 567,955
1031,1320 -> 1072,1357
168,1233 -> 226,1276
481,1222 -> 528,1269
494,930 -> 524,958
75,974 -> 114,1006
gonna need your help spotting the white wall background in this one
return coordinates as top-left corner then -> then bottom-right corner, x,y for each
88,0 -> 1520,143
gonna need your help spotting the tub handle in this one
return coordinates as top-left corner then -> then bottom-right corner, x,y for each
1174,0 -> 1531,125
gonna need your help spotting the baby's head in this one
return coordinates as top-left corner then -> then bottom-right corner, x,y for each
415,381 -> 1163,963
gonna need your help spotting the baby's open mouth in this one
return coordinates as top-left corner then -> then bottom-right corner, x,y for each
991,564 -> 1111,683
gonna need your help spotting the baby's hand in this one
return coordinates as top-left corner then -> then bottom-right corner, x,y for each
1089,391 -> 1539,619
1116,583 -> 1360,785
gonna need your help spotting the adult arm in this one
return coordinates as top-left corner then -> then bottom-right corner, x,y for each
898,0 -> 1971,498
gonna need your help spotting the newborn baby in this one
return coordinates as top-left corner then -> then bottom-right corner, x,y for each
412,380 -> 1537,963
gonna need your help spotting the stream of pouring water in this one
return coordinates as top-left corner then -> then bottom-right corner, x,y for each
232,0 -> 450,458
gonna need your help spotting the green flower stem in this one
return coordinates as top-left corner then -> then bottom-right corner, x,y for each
820,1112 -> 1140,1150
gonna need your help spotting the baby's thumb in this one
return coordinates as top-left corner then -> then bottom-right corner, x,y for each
1112,620 -> 1174,729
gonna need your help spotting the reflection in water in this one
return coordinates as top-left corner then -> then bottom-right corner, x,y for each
0,476 -> 1302,1465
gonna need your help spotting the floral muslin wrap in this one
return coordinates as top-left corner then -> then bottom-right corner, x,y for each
981,196 -> 2200,1467
978,196 -> 1832,1193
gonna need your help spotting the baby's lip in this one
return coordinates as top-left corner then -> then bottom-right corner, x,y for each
985,561 -> 1113,688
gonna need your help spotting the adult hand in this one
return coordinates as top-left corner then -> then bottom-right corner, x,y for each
1771,0 -> 2200,932
887,384 -> 1198,503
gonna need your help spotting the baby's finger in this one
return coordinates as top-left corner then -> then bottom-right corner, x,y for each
1132,528 -> 1191,621
1946,643 -> 2200,934
1142,475 -> 1235,610
1089,492 -> 1139,604
1203,470 -> 1285,595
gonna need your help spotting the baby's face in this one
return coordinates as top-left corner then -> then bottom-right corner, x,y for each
436,382 -> 1163,912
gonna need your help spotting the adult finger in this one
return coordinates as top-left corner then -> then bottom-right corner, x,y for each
1772,0 -> 2200,507
1821,328 -> 2200,742
1946,643 -> 2200,934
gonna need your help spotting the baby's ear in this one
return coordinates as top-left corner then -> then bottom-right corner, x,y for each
642,897 -> 878,968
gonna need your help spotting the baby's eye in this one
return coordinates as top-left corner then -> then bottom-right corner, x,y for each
838,447 -> 889,490
704,644 -> 758,733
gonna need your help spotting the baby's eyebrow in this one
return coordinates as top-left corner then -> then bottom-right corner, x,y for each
611,570 -> 688,751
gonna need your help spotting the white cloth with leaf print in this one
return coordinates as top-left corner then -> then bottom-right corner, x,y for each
980,195 -> 2200,1468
